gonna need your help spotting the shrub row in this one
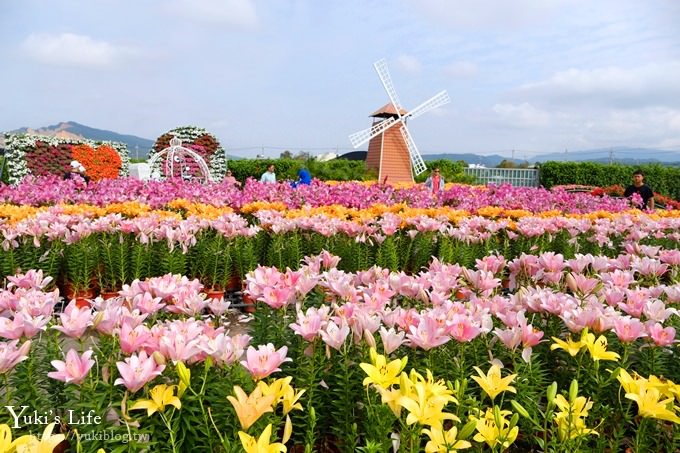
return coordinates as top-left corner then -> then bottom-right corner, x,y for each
226,157 -> 473,184
539,161 -> 680,200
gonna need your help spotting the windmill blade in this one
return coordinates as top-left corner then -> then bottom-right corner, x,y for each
348,117 -> 398,148
374,59 -> 403,115
400,125 -> 427,176
406,90 -> 450,121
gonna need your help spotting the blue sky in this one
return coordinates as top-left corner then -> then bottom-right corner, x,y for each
1,0 -> 679,159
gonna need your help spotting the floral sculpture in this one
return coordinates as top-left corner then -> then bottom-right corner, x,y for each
149,125 -> 227,182
3,133 -> 129,184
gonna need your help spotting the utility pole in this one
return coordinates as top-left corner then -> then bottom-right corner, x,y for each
511,149 -> 515,161
609,148 -> 613,165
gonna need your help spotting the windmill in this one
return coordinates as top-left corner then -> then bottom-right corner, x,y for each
349,58 -> 450,183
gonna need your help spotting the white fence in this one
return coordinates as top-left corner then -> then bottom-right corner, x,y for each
463,167 -> 540,187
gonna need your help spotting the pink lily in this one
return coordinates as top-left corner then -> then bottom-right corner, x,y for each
240,343 -> 292,380
48,349 -> 95,385
52,300 -> 92,338
114,351 -> 165,393
0,339 -> 31,373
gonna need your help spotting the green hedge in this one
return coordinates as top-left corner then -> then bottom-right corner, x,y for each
226,158 -> 473,184
226,158 -> 370,183
539,161 -> 680,200
0,156 -> 7,184
414,159 -> 475,184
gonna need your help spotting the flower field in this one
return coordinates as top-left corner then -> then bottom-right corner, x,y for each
0,176 -> 679,452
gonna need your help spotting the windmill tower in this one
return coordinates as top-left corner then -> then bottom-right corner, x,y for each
349,58 -> 450,183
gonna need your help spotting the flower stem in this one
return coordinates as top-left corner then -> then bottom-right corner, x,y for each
160,412 -> 178,453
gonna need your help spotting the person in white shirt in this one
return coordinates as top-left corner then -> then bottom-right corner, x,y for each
260,164 -> 276,184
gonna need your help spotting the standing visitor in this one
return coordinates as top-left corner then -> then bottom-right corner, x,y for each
424,167 -> 444,195
224,169 -> 240,186
624,169 -> 654,210
260,164 -> 276,184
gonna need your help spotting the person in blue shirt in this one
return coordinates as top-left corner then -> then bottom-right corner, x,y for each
291,168 -> 312,187
296,168 -> 311,185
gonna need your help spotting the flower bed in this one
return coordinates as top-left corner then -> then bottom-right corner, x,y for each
1,244 -> 679,451
0,202 -> 679,292
0,177 -> 643,213
0,178 -> 678,451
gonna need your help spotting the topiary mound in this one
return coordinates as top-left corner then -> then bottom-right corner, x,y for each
149,126 -> 227,182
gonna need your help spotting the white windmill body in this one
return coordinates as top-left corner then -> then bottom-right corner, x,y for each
349,58 -> 450,183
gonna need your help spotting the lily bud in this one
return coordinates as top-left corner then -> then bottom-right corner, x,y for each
546,381 -> 558,403
569,379 -> 579,402
92,311 -> 105,328
510,412 -> 519,428
176,361 -> 191,397
511,400 -> 530,419
565,272 -> 577,294
363,328 -> 376,349
458,419 -> 477,440
152,351 -> 166,366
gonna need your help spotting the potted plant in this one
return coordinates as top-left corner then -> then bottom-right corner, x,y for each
97,230 -> 131,298
63,234 -> 99,306
188,229 -> 233,300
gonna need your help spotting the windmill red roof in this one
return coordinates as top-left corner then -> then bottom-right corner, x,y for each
370,103 -> 408,118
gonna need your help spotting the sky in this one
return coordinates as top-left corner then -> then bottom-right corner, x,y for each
1,0 -> 680,159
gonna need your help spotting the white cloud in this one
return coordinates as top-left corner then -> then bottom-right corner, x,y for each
443,61 -> 478,78
20,33 -> 137,68
165,0 -> 258,29
512,62 -> 680,109
492,102 -> 550,127
395,55 -> 422,74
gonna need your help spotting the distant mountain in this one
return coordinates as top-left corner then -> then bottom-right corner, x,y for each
423,153 -> 514,167
9,121 -> 154,157
422,147 -> 680,166
528,147 -> 680,164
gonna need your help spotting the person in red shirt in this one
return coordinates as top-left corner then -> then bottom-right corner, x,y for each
424,167 -> 444,195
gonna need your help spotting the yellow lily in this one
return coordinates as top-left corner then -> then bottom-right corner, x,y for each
227,385 -> 276,430
130,384 -> 182,417
397,380 -> 459,426
554,394 -> 593,419
359,347 -> 408,389
422,423 -> 472,452
646,375 -> 675,399
280,384 -> 305,415
238,424 -> 286,453
550,335 -> 584,357
583,332 -> 620,362
14,422 -> 66,453
0,424 -> 35,452
553,394 -> 598,440
625,386 -> 680,424
471,407 -> 518,450
409,369 -> 455,402
376,372 -> 413,417
471,364 -> 517,401
258,377 -> 306,415
615,368 -> 644,395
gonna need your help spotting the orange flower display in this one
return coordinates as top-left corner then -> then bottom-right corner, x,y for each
70,144 -> 122,181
